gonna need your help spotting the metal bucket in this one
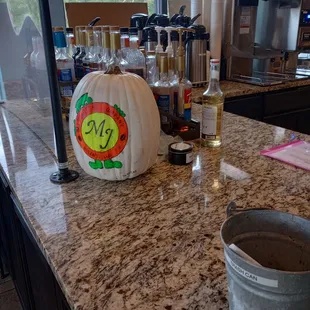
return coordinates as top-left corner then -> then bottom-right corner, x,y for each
220,202 -> 310,310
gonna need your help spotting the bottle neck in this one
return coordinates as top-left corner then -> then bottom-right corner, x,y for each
109,48 -> 122,66
57,47 -> 68,55
121,35 -> 130,49
102,48 -> 110,58
130,35 -> 139,49
207,64 -> 220,92
178,70 -> 185,80
160,72 -> 168,81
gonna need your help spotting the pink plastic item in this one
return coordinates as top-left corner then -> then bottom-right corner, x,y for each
261,140 -> 310,171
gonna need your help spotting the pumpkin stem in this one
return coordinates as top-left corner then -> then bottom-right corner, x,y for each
104,65 -> 123,75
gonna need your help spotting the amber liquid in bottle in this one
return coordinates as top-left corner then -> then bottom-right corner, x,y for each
201,59 -> 224,147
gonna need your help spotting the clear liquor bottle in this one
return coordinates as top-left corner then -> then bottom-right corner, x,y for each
108,26 -> 128,71
66,27 -> 75,57
89,26 -> 102,72
201,59 -> 224,147
153,53 -> 173,127
177,53 -> 192,121
125,27 -> 145,78
120,27 -> 130,55
168,54 -> 178,116
99,26 -> 111,71
55,29 -> 76,117
75,27 -> 86,80
52,26 -> 63,58
72,26 -> 81,60
82,26 -> 95,75
146,51 -> 157,90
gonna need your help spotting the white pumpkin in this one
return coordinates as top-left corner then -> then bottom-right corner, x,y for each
69,70 -> 160,181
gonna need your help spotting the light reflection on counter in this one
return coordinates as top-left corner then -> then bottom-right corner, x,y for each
274,127 -> 286,144
220,161 -> 250,181
192,155 -> 201,171
14,151 -> 68,236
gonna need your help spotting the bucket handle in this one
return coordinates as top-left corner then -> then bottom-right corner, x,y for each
226,201 -> 271,218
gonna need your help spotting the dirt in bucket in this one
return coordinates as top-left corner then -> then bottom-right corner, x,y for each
231,231 -> 310,272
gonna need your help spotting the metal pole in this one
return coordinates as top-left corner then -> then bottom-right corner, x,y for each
37,0 -> 79,184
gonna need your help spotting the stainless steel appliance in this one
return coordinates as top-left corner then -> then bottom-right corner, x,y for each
298,7 -> 310,49
223,0 -> 306,86
185,24 -> 209,87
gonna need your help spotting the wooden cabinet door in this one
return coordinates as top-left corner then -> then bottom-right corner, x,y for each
263,112 -> 299,131
8,196 -> 33,310
297,110 -> 310,134
264,86 -> 310,116
13,200 -> 60,310
0,172 -> 11,276
224,95 -> 263,120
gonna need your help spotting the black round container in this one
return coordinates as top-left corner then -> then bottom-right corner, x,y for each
168,142 -> 193,165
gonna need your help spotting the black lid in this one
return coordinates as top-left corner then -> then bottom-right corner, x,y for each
66,27 -> 73,33
143,26 -> 157,42
120,27 -> 129,34
187,24 -> 209,39
176,15 -> 190,27
189,24 -> 206,34
130,13 -> 148,29
129,27 -> 138,35
153,14 -> 169,27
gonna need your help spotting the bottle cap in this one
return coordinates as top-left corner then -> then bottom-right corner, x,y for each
120,27 -> 129,34
102,28 -> 111,48
53,26 -> 64,32
54,31 -> 66,48
146,51 -> 156,55
110,32 -> 121,50
79,28 -> 87,46
85,26 -> 94,46
93,26 -> 102,32
66,27 -> 73,33
101,25 -> 110,32
110,26 -> 120,32
211,59 -> 220,64
75,26 -> 80,45
129,27 -> 138,35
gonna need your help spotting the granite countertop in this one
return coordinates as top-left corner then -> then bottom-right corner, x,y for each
192,78 -> 310,102
1,100 -> 310,310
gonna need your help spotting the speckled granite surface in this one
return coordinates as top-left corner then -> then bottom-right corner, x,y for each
192,78 -> 310,102
0,101 -> 310,310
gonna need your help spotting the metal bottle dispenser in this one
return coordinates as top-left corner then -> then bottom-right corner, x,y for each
130,13 -> 148,43
185,24 -> 210,87
143,26 -> 157,52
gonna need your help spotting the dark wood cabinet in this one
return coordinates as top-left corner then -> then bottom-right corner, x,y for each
263,111 -> 299,131
0,171 -> 70,310
264,86 -> 310,116
296,109 -> 310,134
224,85 -> 310,135
225,95 -> 263,120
